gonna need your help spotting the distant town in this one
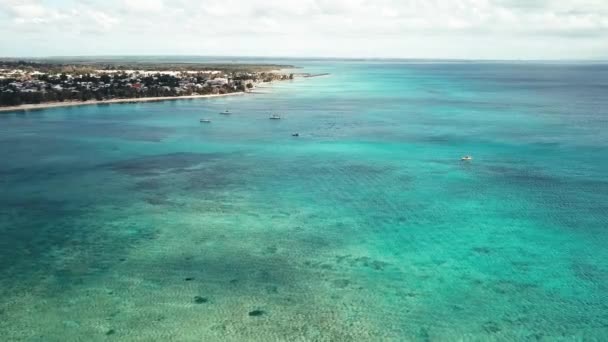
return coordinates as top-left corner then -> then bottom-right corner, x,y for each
0,60 -> 296,107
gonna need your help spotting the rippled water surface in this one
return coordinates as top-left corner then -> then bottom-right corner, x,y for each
1,61 -> 608,341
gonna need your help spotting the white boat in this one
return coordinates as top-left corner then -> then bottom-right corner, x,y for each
461,155 -> 473,161
269,114 -> 281,120
219,110 -> 231,115
200,118 -> 211,123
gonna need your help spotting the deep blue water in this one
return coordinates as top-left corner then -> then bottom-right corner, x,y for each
1,61 -> 607,340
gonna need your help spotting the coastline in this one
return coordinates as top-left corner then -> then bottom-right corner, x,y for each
0,92 -> 247,113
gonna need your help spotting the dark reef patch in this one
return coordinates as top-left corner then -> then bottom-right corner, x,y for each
332,279 -> 351,289
334,255 -> 390,271
572,261 -> 608,285
417,327 -> 431,342
182,164 -> 240,192
194,296 -> 209,304
472,247 -> 492,254
484,165 -> 560,187
0,192 -> 159,298
482,321 -> 501,334
265,245 -> 278,254
144,195 -> 171,206
265,285 -> 279,294
56,121 -> 173,143
0,198 -> 80,274
489,280 -> 539,295
105,152 -> 224,176
133,179 -> 164,191
248,309 -> 265,317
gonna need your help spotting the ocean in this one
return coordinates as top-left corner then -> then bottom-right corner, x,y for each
1,60 -> 607,340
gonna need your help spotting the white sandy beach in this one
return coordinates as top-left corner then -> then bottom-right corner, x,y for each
0,92 -> 247,113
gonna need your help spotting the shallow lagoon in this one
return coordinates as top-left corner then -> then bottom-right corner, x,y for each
1,61 -> 608,341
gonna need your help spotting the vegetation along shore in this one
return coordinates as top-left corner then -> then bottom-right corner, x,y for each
0,59 -> 298,110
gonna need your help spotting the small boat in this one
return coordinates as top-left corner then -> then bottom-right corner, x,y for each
219,110 -> 231,115
200,118 -> 211,123
461,155 -> 473,161
292,133 -> 299,137
269,114 -> 281,120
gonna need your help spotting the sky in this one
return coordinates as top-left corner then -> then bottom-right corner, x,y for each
0,0 -> 607,59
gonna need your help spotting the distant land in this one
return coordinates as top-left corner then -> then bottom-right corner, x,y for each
0,58 -> 309,111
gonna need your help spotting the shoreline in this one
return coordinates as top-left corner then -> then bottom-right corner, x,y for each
0,92 -> 247,113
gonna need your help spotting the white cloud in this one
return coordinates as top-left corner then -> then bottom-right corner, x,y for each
86,9 -> 119,32
0,0 -> 607,58
122,0 -> 164,13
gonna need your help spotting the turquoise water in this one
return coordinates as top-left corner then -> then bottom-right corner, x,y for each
1,61 -> 608,341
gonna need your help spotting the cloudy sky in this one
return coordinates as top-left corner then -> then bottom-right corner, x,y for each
0,0 -> 607,59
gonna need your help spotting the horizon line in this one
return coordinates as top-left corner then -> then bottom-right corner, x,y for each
1,55 -> 607,63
